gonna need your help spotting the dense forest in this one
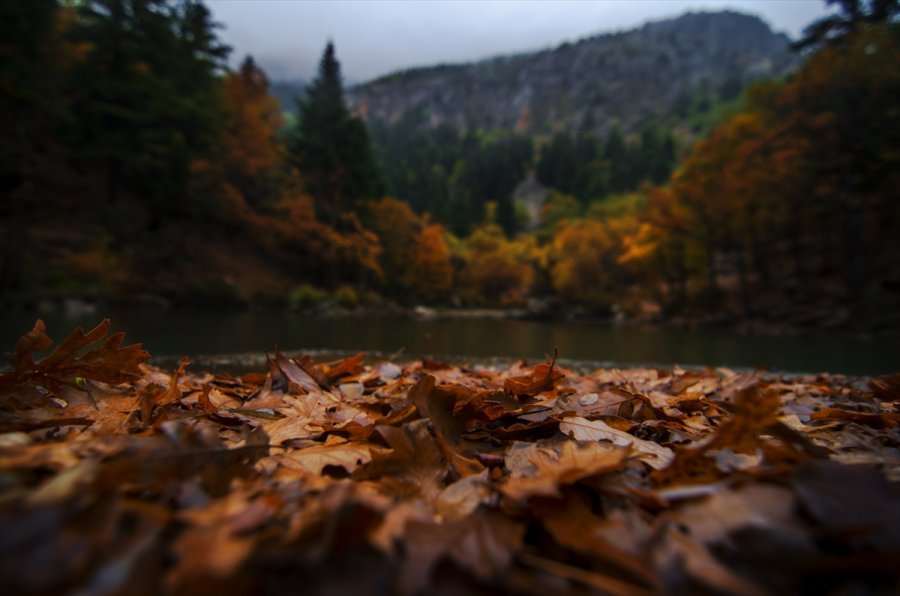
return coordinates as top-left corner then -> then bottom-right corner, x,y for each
1,0 -> 899,335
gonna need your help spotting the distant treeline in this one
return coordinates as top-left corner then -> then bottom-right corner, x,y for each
1,0 -> 898,334
369,112 -> 678,237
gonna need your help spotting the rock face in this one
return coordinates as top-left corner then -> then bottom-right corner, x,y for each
348,11 -> 798,135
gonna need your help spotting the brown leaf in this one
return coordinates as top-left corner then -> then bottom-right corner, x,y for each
411,375 -> 485,478
503,349 -> 564,397
400,507 -> 524,594
324,352 -> 365,383
501,440 -> 630,501
559,415 -> 674,470
154,357 -> 190,408
434,470 -> 492,521
354,420 -> 447,502
655,528 -> 768,596
9,319 -> 53,369
272,349 -> 320,394
653,384 -> 781,485
277,441 -> 373,476
868,373 -> 900,402
532,492 -> 658,588
519,553 -> 656,596
809,407 -> 899,428
0,319 -> 149,395
167,524 -> 254,590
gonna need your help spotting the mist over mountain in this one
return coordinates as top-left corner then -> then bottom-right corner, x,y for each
268,79 -> 307,115
345,11 -> 799,135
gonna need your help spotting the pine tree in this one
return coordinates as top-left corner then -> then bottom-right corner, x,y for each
289,42 -> 383,224
69,0 -> 229,226
604,124 -> 629,193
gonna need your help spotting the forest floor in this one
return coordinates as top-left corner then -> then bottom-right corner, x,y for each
1,320 -> 898,594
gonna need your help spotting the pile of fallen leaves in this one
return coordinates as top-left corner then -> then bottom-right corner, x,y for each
1,320 -> 899,595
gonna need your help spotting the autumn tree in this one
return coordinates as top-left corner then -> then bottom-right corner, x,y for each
408,224 -> 454,303
364,197 -> 424,298
547,218 -> 635,312
288,42 -> 383,224
220,55 -> 284,210
460,225 -> 535,306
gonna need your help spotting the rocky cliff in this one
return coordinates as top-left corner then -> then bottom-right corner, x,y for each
348,11 -> 798,135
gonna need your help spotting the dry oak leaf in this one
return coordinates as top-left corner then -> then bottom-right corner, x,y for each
559,415 -> 675,470
0,319 -> 148,394
501,440 -> 630,501
353,420 -> 447,502
277,440 -> 374,476
653,384 -> 781,485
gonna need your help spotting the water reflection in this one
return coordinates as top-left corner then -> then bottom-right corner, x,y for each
1,310 -> 896,376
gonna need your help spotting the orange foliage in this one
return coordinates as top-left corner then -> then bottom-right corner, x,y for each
408,224 -> 454,303
220,57 -> 284,207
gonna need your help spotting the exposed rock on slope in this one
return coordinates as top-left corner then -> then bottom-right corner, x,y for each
349,11 -> 798,135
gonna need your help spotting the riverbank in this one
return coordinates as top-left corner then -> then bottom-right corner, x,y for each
1,321 -> 897,594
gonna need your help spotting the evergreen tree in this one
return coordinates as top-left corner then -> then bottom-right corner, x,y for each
794,0 -> 899,51
496,194 -> 516,237
604,124 -> 629,193
0,0 -> 67,294
69,0 -> 229,226
289,42 -> 383,224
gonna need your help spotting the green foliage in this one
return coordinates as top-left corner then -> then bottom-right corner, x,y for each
536,122 -> 676,203
587,192 -> 647,221
333,284 -> 360,308
69,0 -> 230,224
289,284 -> 330,310
287,42 -> 383,223
794,0 -> 899,51
368,113 -> 533,235
538,192 -> 582,241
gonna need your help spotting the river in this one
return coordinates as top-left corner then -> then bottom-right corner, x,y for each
1,309 -> 897,376
0,310 -> 900,375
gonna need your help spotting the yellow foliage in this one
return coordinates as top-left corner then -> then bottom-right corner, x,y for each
459,225 -> 535,306
547,218 -> 639,309
365,198 -> 423,290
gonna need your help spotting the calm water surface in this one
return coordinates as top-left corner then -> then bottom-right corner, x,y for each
1,310 -> 897,376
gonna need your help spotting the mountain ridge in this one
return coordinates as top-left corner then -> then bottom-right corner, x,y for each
346,10 -> 799,136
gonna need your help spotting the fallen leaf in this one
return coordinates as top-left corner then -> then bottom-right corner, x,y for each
0,319 -> 148,395
501,440 -> 630,501
400,507 -> 524,594
559,415 -> 674,470
277,442 -> 373,476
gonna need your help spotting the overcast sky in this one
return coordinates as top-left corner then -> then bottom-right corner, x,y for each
206,0 -> 830,83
